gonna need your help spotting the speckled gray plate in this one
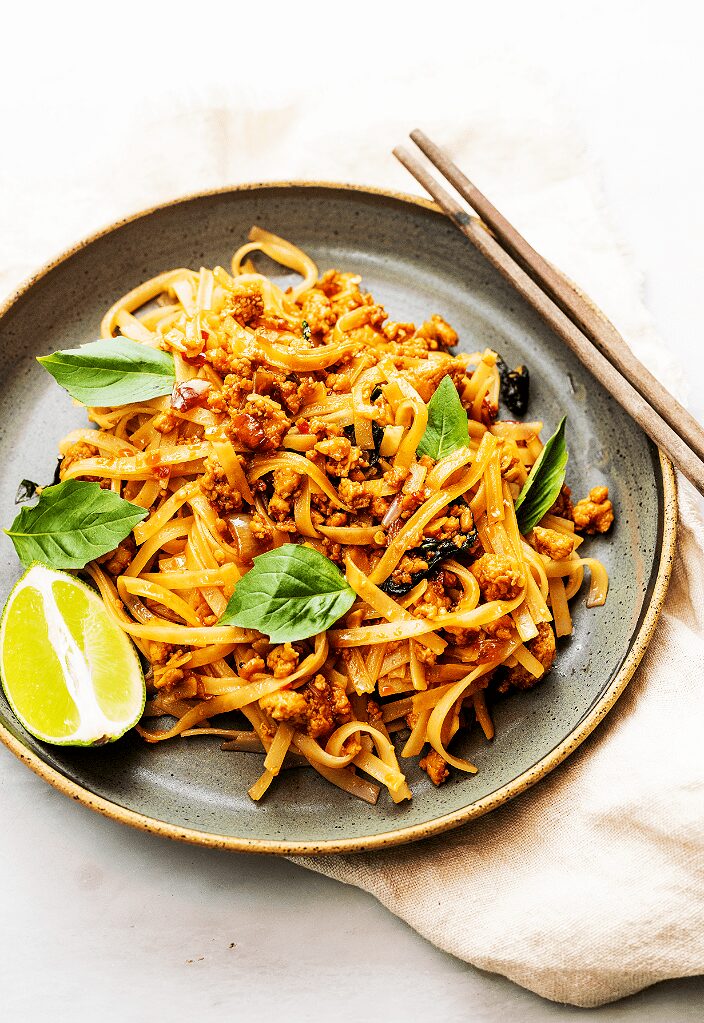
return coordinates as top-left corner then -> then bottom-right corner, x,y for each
0,183 -> 676,855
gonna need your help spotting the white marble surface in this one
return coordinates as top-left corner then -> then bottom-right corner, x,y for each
1,2 -> 703,1019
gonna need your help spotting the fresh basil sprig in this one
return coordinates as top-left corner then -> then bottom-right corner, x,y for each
515,417 -> 568,534
4,479 -> 148,569
219,544 -> 356,643
417,376 -> 469,460
38,338 -> 175,406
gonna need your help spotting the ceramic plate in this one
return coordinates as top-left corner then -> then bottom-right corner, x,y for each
0,184 -> 676,854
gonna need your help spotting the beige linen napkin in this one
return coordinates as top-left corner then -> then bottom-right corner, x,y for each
1,60 -> 702,1009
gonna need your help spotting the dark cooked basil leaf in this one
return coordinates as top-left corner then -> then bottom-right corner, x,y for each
380,528 -> 478,598
4,479 -> 148,569
344,420 -> 385,469
219,544 -> 356,643
301,320 -> 312,342
15,480 -> 40,504
515,417 -> 568,534
417,376 -> 469,460
497,355 -> 530,416
38,338 -> 175,406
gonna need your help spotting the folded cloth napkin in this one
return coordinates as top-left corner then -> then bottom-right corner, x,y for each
2,58 -> 702,1009
294,480 -> 704,1007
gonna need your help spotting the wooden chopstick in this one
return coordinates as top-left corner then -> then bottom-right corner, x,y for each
409,129 -> 704,468
393,140 -> 704,497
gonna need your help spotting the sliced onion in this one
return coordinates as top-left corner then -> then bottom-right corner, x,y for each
403,463 -> 427,495
171,378 -> 211,411
381,493 -> 404,529
226,512 -> 258,561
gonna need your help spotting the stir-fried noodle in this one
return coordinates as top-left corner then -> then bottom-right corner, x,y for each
59,226 -> 614,803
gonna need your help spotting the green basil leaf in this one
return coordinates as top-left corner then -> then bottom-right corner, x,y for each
417,375 -> 469,460
219,544 -> 356,643
515,417 -> 568,534
4,479 -> 148,569
38,338 -> 175,406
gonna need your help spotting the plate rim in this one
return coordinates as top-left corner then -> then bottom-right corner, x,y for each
0,180 -> 678,856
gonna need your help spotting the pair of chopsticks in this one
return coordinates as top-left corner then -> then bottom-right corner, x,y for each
393,130 -> 704,497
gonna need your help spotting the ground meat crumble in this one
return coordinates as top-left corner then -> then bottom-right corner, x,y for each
259,673 -> 352,739
573,486 -> 615,534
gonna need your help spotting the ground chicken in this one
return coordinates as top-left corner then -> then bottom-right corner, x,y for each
337,478 -> 374,509
383,321 -> 416,343
153,410 -> 179,434
299,289 -> 336,335
325,511 -> 348,527
200,459 -> 243,515
325,372 -> 352,393
250,511 -> 274,543
150,646 -> 190,690
238,655 -> 266,680
499,622 -> 556,692
60,440 -> 99,473
417,314 -> 458,349
395,338 -> 437,359
229,394 -> 290,451
424,512 -> 461,541
471,553 -> 524,603
549,484 -> 574,521
59,440 -> 112,488
403,363 -> 453,403
209,360 -> 256,410
309,676 -> 352,735
272,467 -> 302,500
266,493 -> 295,527
366,698 -> 384,726
414,578 -> 453,618
266,643 -> 300,679
149,642 -> 173,666
302,418 -> 334,440
319,538 -> 344,565
445,615 -> 515,662
391,555 -> 429,586
260,673 -> 352,739
314,436 -> 351,461
154,665 -> 186,690
260,689 -> 309,729
404,359 -> 471,404
253,367 -> 318,415
317,270 -> 367,317
227,287 -> 265,327
419,750 -> 450,786
532,526 -> 575,560
313,436 -> 364,479
362,304 -> 387,329
573,486 -> 615,534
411,640 -> 438,666
99,535 -> 136,576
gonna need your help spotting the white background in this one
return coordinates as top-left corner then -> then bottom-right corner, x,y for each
1,2 -> 703,1020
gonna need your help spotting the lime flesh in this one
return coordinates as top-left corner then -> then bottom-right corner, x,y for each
0,564 -> 145,745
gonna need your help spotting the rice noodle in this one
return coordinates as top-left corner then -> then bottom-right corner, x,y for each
46,229 -> 613,807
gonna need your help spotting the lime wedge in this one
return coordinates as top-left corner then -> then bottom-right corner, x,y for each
0,564 -> 145,745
